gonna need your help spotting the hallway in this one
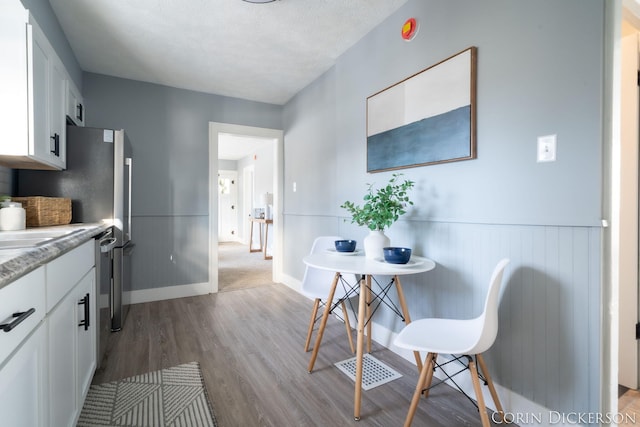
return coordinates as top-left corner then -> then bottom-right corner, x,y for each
218,241 -> 275,292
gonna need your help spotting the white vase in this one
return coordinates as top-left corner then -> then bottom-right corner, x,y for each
363,230 -> 390,259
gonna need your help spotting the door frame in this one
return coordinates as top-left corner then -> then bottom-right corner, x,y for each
208,122 -> 284,293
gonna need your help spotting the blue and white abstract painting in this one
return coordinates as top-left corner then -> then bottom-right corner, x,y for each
367,47 -> 476,172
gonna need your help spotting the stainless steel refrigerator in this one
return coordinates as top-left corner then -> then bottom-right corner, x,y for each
17,126 -> 133,336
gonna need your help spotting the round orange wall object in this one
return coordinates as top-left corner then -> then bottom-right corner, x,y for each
401,18 -> 417,41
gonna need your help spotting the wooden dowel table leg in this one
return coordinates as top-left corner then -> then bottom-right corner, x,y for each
307,272 -> 340,373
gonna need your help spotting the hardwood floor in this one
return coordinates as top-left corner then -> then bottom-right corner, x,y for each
620,386 -> 640,423
93,283 -> 504,426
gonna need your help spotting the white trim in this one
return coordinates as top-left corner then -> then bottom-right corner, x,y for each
281,273 -> 301,293
123,282 -> 212,305
208,122 -> 284,291
98,282 -> 213,309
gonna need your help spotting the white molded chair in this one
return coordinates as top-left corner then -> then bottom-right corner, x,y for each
394,258 -> 510,427
302,236 -> 358,354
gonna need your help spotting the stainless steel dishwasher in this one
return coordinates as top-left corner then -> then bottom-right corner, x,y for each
95,227 -> 117,368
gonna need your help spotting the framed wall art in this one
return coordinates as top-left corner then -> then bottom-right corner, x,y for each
366,46 -> 477,173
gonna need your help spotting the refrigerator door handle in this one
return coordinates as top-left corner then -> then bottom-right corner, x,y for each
125,157 -> 133,241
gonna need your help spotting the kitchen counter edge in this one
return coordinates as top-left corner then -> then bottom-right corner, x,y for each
0,223 -> 111,290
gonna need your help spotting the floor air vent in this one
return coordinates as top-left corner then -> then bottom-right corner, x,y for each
334,354 -> 402,390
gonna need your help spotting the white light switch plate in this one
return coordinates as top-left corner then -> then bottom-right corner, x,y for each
537,134 -> 556,162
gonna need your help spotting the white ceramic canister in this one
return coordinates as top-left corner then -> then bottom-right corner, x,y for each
0,202 -> 26,231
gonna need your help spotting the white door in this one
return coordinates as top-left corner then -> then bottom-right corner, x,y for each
619,30 -> 640,389
218,170 -> 238,242
243,165 -> 255,245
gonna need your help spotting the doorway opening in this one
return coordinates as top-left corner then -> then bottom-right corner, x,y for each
618,10 -> 640,419
208,123 -> 284,294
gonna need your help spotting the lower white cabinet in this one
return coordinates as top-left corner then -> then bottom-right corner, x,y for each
47,241 -> 96,427
0,240 -> 97,427
0,320 -> 47,427
48,288 -> 77,427
0,267 -> 47,427
48,268 -> 96,427
75,269 -> 97,410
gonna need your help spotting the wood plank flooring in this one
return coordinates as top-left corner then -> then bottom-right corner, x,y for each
92,283 -> 504,426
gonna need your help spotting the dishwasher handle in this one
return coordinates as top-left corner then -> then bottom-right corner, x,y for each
100,237 -> 117,253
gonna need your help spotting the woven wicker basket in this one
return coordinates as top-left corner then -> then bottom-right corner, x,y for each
12,196 -> 72,227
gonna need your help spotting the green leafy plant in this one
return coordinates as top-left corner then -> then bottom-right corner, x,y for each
340,173 -> 415,231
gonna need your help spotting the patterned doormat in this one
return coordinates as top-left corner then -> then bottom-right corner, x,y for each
77,362 -> 218,426
334,354 -> 402,390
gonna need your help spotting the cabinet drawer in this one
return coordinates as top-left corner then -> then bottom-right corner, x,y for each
47,240 -> 94,312
0,266 -> 45,366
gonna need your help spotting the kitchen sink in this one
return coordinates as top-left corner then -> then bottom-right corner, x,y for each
0,228 -> 84,249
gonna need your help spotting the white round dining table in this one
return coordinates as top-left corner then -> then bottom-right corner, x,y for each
303,251 -> 436,421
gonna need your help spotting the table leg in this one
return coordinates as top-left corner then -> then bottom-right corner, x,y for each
263,222 -> 272,260
394,275 -> 422,372
366,275 -> 372,353
259,223 -> 263,250
354,275 -> 367,421
248,220 -> 255,252
307,272 -> 340,373
249,221 -> 262,253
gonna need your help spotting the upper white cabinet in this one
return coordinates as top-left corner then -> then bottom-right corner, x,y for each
0,1 -> 67,170
66,79 -> 85,127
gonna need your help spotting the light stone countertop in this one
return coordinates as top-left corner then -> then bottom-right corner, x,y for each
0,222 -> 111,290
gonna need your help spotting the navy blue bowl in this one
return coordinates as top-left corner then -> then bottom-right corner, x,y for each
383,247 -> 412,264
335,240 -> 357,252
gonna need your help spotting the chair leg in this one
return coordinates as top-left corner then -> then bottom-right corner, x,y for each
304,298 -> 320,352
404,353 -> 434,427
421,353 -> 436,397
476,354 -> 505,422
340,300 -> 355,354
469,358 -> 490,427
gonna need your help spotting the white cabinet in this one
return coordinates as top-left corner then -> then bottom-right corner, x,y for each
0,0 -> 66,170
48,271 -> 97,427
0,267 -> 47,427
48,286 -> 78,427
66,79 -> 85,127
75,271 -> 97,405
0,241 -> 97,427
47,240 -> 96,427
0,322 -> 47,427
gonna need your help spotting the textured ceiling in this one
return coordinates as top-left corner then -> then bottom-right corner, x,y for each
49,0 -> 408,105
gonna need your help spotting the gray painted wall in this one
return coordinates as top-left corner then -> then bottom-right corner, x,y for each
83,73 -> 282,290
283,0 -> 603,418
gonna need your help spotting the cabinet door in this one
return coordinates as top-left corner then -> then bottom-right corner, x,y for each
0,2 -> 29,154
31,27 -> 50,162
48,290 -> 77,427
48,59 -> 66,169
66,79 -> 85,127
0,322 -> 47,427
76,268 -> 97,406
0,6 -> 66,170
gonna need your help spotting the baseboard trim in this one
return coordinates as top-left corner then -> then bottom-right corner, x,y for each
125,282 -> 212,305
